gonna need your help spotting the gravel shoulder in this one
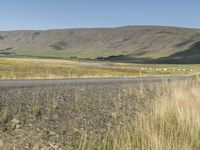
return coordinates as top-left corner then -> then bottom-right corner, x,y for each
0,75 -> 196,149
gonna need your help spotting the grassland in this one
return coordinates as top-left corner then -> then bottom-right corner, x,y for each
0,79 -> 200,149
0,57 -> 200,79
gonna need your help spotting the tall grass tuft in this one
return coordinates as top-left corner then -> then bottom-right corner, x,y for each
75,81 -> 200,150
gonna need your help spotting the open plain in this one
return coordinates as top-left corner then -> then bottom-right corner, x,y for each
0,57 -> 199,79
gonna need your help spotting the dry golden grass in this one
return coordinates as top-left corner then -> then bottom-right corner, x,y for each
126,81 -> 200,150
75,81 -> 200,150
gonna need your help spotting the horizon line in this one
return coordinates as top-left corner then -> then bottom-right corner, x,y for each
0,25 -> 200,32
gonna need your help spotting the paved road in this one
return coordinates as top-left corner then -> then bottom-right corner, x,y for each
0,75 -> 196,88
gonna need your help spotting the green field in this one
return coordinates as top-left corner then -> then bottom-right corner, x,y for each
0,57 -> 199,79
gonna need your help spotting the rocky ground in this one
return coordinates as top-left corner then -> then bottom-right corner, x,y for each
0,81 -> 156,150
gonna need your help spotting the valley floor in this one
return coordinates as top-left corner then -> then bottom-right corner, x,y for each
0,57 -> 199,79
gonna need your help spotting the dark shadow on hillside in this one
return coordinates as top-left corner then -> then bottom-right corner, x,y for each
96,55 -> 154,64
96,41 -> 200,64
153,41 -> 200,64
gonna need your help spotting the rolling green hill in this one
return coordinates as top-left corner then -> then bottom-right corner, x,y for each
0,26 -> 200,63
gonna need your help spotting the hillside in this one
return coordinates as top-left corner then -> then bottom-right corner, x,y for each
0,26 -> 200,63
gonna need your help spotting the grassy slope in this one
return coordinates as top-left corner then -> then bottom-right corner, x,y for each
0,57 -> 199,79
0,26 -> 200,63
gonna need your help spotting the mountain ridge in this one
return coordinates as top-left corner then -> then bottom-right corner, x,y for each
0,26 -> 200,63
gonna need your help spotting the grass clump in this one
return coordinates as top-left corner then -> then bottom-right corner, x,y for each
82,81 -> 200,150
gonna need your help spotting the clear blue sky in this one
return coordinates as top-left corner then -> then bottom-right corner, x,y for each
0,0 -> 199,30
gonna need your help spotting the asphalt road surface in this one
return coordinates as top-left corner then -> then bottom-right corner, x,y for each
0,75 -> 196,89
